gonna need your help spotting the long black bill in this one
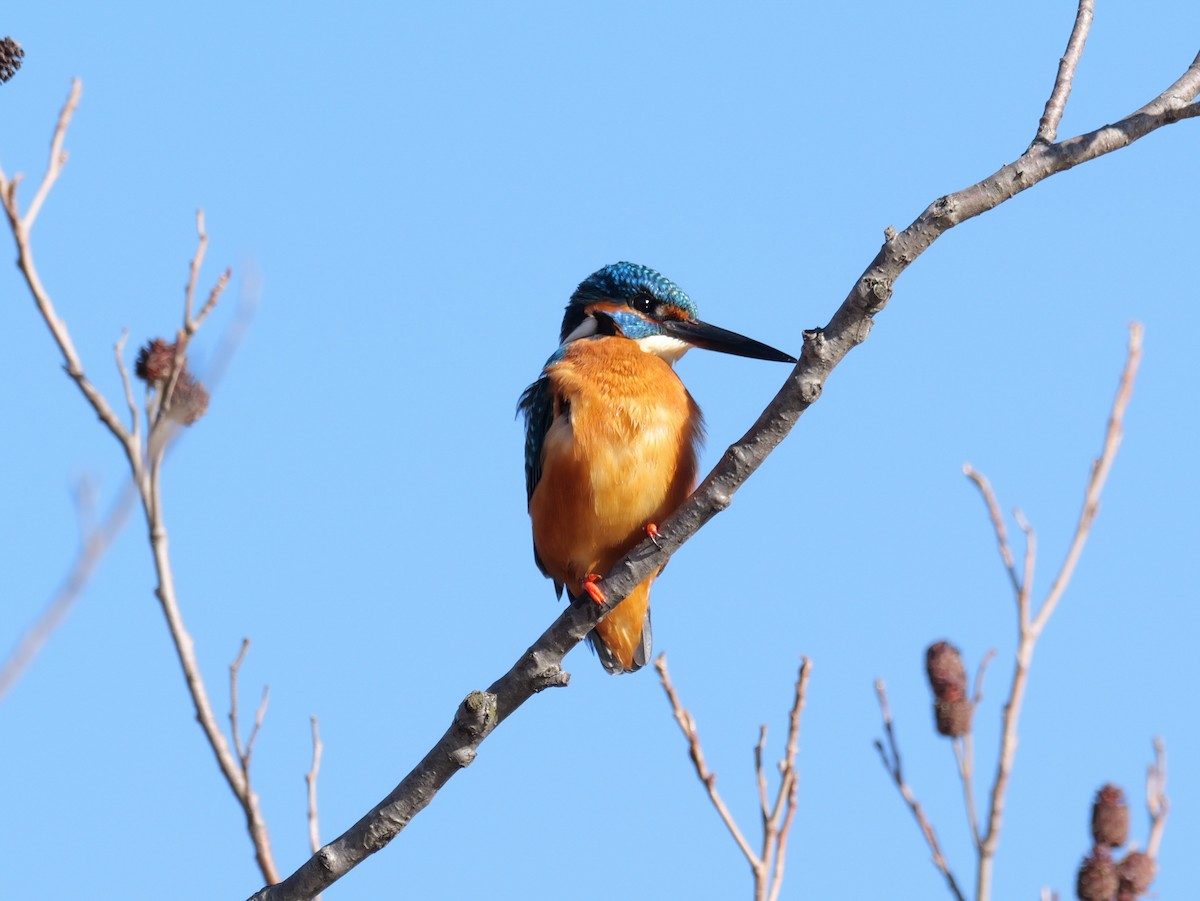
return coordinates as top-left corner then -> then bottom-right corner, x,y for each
661,318 -> 797,364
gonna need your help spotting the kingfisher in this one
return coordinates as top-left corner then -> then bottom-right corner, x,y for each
519,262 -> 795,674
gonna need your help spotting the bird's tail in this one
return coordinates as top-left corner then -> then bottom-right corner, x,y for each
589,576 -> 653,674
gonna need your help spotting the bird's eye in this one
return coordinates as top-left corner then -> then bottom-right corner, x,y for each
630,291 -> 656,316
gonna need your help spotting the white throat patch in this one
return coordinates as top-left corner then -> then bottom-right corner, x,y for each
635,334 -> 691,364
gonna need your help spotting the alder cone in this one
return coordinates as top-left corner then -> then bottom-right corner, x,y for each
1092,784 -> 1129,848
1116,851 -> 1155,901
934,697 -> 973,738
1077,847 -> 1118,901
925,641 -> 967,701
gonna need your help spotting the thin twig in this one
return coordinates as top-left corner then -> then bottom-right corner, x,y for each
972,649 -> 996,705
154,211 -> 229,433
962,467 -> 1021,595
246,685 -> 270,770
766,658 -> 810,901
184,210 -> 208,326
1145,737 -> 1168,859
953,737 -> 982,850
1032,323 -> 1143,636
230,639 -> 250,763
874,680 -> 968,901
230,639 -> 270,771
656,655 -> 809,901
115,330 -> 140,444
755,725 -> 771,822
953,647 -> 995,851
1034,0 -> 1096,145
191,267 -> 230,336
307,716 -> 324,855
0,480 -> 132,700
22,78 -> 81,230
1014,510 -> 1036,632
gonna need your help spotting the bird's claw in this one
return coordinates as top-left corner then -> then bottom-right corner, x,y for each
645,522 -> 662,549
582,573 -> 607,605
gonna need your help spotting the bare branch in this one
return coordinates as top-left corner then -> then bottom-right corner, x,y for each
1034,0 -> 1096,144
0,287 -> 255,702
874,680 -> 968,901
0,482 -> 134,700
655,655 -> 809,901
975,324 -> 1143,901
0,83 -> 133,461
655,655 -> 761,872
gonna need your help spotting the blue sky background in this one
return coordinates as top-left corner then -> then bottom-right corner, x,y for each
3,3 -> 1197,899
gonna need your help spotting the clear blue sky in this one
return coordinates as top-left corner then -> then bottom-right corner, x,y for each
3,3 -> 1197,899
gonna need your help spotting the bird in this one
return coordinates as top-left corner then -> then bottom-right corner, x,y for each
518,262 -> 796,674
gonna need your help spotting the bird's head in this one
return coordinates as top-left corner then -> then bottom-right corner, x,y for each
560,262 -> 796,365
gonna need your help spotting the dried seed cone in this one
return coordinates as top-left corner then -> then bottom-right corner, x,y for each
1077,847 -> 1119,901
925,641 -> 968,701
1116,851 -> 1155,900
1092,783 -> 1130,847
168,373 -> 210,425
934,697 -> 973,738
135,338 -> 176,383
0,36 -> 23,83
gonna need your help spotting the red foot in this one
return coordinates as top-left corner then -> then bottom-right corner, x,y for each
582,573 -> 607,605
645,522 -> 662,549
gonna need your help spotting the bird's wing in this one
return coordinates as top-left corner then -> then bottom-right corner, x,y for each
517,371 -> 554,505
517,351 -> 564,592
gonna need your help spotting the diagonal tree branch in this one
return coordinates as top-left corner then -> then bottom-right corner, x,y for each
247,29 -> 1200,901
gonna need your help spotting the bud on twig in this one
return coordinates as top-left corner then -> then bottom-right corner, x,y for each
1116,850 -> 1155,901
925,641 -> 972,737
1077,847 -> 1119,901
1092,783 -> 1129,847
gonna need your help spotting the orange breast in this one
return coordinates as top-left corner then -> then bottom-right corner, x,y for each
529,337 -> 701,670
